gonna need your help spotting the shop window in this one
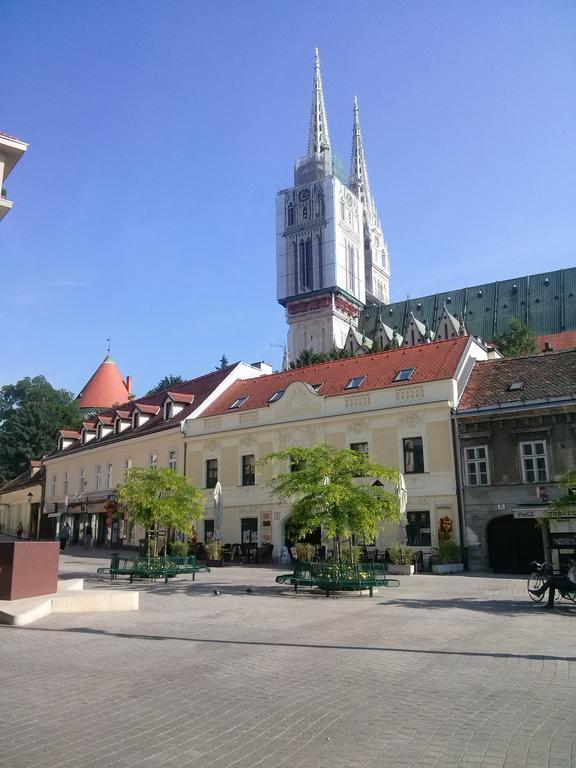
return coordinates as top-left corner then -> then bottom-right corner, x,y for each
464,446 -> 489,485
403,437 -> 424,474
242,454 -> 255,486
520,440 -> 548,483
206,459 -> 218,488
406,510 -> 431,546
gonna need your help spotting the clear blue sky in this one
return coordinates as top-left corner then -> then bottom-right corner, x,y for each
2,0 -> 575,396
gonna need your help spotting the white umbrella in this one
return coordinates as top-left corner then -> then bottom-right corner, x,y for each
396,473 -> 408,544
213,481 -> 224,541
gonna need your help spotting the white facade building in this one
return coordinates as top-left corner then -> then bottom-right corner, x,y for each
276,51 -> 389,362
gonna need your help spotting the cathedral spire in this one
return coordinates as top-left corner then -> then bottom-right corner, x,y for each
349,96 -> 375,221
307,48 -> 331,155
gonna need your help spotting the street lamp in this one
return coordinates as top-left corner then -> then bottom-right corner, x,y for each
27,492 -> 34,539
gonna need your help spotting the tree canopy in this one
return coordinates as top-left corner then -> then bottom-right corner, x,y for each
0,376 -> 81,485
146,374 -> 185,395
216,355 -> 229,370
259,443 -> 400,558
493,319 -> 537,357
290,346 -> 354,369
118,467 -> 205,536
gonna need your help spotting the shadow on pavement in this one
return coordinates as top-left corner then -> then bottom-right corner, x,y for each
378,596 -> 576,616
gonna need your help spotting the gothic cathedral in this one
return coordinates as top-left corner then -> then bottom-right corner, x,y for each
276,50 -> 390,363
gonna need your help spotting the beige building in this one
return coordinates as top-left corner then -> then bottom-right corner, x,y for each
0,462 -> 43,539
41,361 -> 270,547
0,131 -> 28,222
183,336 -> 490,560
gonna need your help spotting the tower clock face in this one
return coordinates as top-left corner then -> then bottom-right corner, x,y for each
298,188 -> 310,202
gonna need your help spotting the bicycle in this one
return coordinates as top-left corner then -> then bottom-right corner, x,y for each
527,560 -> 553,602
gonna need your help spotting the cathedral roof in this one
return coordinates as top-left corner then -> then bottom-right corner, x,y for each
76,355 -> 131,411
202,337 -> 471,417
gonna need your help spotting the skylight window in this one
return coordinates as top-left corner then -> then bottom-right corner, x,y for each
394,367 -> 416,382
229,396 -> 249,410
345,375 -> 367,390
508,382 -> 524,392
268,389 -> 285,403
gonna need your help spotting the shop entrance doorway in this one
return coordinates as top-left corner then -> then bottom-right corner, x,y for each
487,515 -> 544,574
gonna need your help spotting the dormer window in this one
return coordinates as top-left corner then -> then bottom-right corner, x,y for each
164,400 -> 173,420
114,417 -> 121,435
58,436 -> 64,451
229,396 -> 249,410
268,390 -> 285,403
508,382 -> 524,392
345,375 -> 367,390
132,412 -> 140,429
394,367 -> 416,382
97,424 -> 103,439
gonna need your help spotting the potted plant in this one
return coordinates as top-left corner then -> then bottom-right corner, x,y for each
205,540 -> 223,566
387,543 -> 415,575
432,539 -> 463,574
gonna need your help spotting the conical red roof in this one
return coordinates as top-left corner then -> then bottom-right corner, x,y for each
77,355 -> 130,410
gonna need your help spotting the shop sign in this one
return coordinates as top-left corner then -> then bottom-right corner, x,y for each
514,507 -> 576,520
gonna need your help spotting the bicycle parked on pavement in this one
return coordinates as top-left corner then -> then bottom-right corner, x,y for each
527,560 -> 576,604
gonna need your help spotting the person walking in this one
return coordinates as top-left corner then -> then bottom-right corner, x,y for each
16,521 -> 24,540
83,522 -> 93,550
59,522 -> 71,552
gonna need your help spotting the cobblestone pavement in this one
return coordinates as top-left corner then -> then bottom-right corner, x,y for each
1,549 -> 575,768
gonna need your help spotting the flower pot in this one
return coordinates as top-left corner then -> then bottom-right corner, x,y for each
387,563 -> 415,576
432,563 -> 464,575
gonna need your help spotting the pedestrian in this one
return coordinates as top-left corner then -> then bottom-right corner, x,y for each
16,521 -> 24,539
59,522 -> 71,552
530,558 -> 576,608
83,522 -> 93,550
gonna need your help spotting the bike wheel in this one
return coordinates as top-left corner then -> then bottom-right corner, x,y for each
527,572 -> 544,602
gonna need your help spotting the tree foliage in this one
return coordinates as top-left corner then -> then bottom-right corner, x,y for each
146,374 -> 185,395
493,319 -> 537,357
117,468 -> 205,538
551,470 -> 576,516
290,346 -> 354,369
216,355 -> 229,370
0,376 -> 81,485
259,443 -> 400,558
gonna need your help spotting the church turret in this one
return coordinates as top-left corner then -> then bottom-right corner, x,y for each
348,97 -> 390,304
276,50 -> 365,362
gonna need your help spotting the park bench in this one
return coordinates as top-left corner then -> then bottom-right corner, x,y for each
276,561 -> 400,597
97,555 -> 210,583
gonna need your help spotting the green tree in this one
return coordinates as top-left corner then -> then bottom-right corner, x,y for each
290,346 -> 354,369
117,467 -> 205,557
551,470 -> 576,517
0,376 -> 81,485
493,319 -> 537,357
216,355 -> 229,370
259,443 -> 400,561
146,374 -> 185,395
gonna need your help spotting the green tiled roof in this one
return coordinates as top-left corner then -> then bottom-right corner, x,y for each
360,267 -> 576,342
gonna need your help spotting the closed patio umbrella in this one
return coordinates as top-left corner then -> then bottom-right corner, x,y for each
213,482 -> 224,541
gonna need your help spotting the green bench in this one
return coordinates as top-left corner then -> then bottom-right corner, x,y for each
276,561 -> 400,597
97,555 -> 210,583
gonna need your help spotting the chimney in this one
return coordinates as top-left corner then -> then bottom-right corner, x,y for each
543,342 -> 553,353
126,375 -> 133,394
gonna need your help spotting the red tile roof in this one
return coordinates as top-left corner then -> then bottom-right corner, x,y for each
115,410 -> 132,419
59,430 -> 80,439
135,404 -> 161,415
535,332 -> 576,353
166,391 -> 195,403
458,349 -> 576,410
202,337 -> 471,417
77,355 -> 130,410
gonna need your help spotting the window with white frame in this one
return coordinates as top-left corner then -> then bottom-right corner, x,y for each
168,449 -> 177,471
520,440 -> 548,483
63,472 -> 69,495
125,458 -> 133,478
50,474 -> 57,497
79,467 -> 86,492
106,463 -> 113,489
149,454 -> 158,470
464,446 -> 489,485
95,466 -> 102,490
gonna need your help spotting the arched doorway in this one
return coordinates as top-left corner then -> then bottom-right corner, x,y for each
487,515 -> 544,574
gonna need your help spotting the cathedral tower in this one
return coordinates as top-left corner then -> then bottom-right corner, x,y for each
276,51 -> 389,362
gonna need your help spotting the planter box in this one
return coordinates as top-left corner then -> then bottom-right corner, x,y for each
432,563 -> 464,575
0,542 -> 59,600
387,563 -> 415,576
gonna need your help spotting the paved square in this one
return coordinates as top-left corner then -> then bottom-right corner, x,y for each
0,550 -> 574,768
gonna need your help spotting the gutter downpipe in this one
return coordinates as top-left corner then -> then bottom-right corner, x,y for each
451,410 -> 468,571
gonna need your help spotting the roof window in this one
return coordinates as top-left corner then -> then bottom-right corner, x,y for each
345,375 -> 367,390
268,389 -> 285,403
394,367 -> 416,382
508,381 -> 524,392
229,396 -> 249,410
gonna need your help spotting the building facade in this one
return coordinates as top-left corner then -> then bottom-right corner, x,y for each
455,349 -> 576,573
0,131 -> 28,222
0,461 -> 43,540
183,337 -> 490,560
